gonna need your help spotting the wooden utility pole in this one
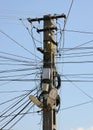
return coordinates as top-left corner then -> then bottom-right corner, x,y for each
42,15 -> 57,130
28,14 -> 66,130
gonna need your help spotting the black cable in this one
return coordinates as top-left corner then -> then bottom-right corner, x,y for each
0,93 -> 26,106
60,53 -> 93,59
64,39 -> 93,52
61,73 -> 93,76
61,79 -> 93,82
0,66 -> 40,74
61,74 -> 93,79
0,51 -> 33,61
0,99 -> 29,123
56,60 -> 93,64
61,100 -> 93,111
0,79 -> 40,82
0,92 -> 37,129
61,50 -> 93,56
30,25 -> 37,49
0,107 -> 41,118
0,101 -> 31,129
0,91 -> 36,125
0,99 -> 29,121
60,47 -> 93,51
0,30 -> 41,60
7,104 -> 34,130
20,19 -> 42,45
64,29 -> 93,34
0,55 -> 32,63
64,0 -> 74,28
0,92 -> 31,118
0,89 -> 31,94
0,88 -> 36,114
0,72 -> 36,79
64,76 -> 93,100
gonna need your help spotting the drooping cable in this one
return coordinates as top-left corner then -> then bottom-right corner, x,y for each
60,100 -> 93,111
0,30 -> 41,60
0,101 -> 31,129
63,76 -> 93,100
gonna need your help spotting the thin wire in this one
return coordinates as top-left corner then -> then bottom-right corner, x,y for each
20,19 -> 42,45
61,100 -> 93,111
1,78 -> 93,82
0,101 -> 31,129
0,72 -> 36,79
56,60 -> 93,64
0,93 -> 27,106
0,99 -> 30,123
30,25 -> 37,49
0,55 -> 32,64
0,66 -> 40,74
0,109 -> 41,118
0,92 -> 37,129
62,50 -> 93,56
0,90 -> 33,115
0,30 -> 41,60
64,76 -> 93,100
0,89 -> 31,94
0,90 -> 36,124
60,53 -> 93,58
59,47 -> 93,51
0,78 -> 40,82
61,73 -> 93,76
7,104 -> 35,130
61,79 -> 93,82
0,51 -> 33,61
64,29 -> 93,34
64,0 -> 74,29
64,39 -> 93,52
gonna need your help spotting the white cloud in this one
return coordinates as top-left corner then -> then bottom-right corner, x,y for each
70,127 -> 84,130
87,127 -> 93,130
71,126 -> 93,130
77,128 -> 84,130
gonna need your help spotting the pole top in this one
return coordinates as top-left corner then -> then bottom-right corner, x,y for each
27,13 -> 66,23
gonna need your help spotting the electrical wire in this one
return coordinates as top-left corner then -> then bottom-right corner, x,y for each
0,30 -> 41,60
64,29 -> 93,34
56,60 -> 93,64
61,100 -> 93,111
0,89 -> 31,94
7,104 -> 35,130
64,0 -> 74,29
0,72 -> 37,79
0,91 -> 37,129
61,50 -> 93,56
0,88 -> 36,106
61,79 -> 93,82
0,51 -> 36,61
0,66 -> 40,74
62,39 -> 93,52
0,55 -> 33,64
0,101 -> 31,129
63,76 -> 93,100
0,90 -> 36,127
59,53 -> 93,59
0,92 -> 32,118
20,19 -> 42,45
0,99 -> 30,123
0,108 -> 41,118
0,78 -> 40,82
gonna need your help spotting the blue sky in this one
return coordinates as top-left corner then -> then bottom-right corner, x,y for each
0,0 -> 93,130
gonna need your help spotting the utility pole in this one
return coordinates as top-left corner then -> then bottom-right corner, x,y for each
28,14 -> 66,130
42,15 -> 57,130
